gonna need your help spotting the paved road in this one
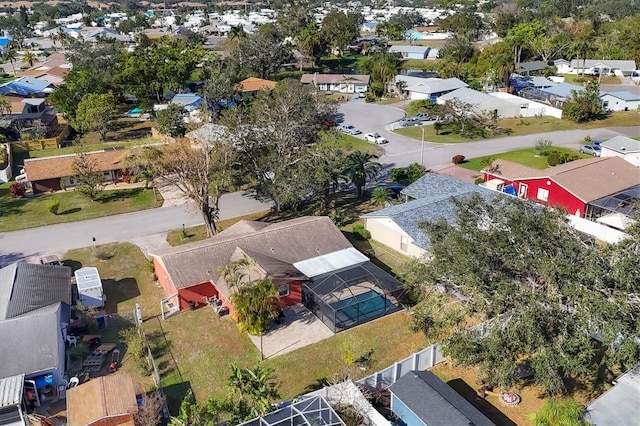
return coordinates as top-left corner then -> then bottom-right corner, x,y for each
0,190 -> 272,266
338,98 -> 640,168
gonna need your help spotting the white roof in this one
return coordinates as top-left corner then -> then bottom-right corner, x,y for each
293,248 -> 369,279
601,135 -> 640,154
596,212 -> 636,230
74,267 -> 102,290
0,373 -> 24,408
585,367 -> 640,425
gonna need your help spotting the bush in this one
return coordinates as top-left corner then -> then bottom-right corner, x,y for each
352,223 -> 371,240
46,200 -> 60,215
9,182 -> 26,198
547,151 -> 561,166
535,139 -> 553,156
406,163 -> 427,182
364,92 -> 376,103
451,155 -> 465,164
328,209 -> 346,227
474,177 -> 484,185
390,167 -> 408,182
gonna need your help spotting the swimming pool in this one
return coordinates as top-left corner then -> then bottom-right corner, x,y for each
331,290 -> 396,323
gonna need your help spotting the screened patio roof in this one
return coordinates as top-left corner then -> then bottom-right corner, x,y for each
238,395 -> 345,426
588,184 -> 640,217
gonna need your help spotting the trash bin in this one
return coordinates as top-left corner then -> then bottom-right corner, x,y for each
188,300 -> 196,310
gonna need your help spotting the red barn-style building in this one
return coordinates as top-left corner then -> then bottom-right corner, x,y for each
481,157 -> 640,218
150,216 -> 354,317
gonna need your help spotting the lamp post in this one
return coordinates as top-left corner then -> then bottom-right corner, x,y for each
420,126 -> 425,166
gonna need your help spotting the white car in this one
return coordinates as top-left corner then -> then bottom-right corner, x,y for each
364,132 -> 389,144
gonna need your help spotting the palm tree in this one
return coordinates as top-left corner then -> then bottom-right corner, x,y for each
22,50 -> 37,68
228,24 -> 246,42
230,279 -> 280,335
3,48 -> 17,77
370,187 -> 392,206
343,151 -> 382,198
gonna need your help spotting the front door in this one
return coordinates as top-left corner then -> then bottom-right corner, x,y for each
24,380 -> 40,407
518,183 -> 528,198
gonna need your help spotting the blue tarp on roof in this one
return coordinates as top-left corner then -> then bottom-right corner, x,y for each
0,37 -> 11,47
0,77 -> 51,96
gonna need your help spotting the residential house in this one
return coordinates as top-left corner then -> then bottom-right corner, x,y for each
66,375 -> 138,426
80,27 -> 132,44
362,174 -> 498,258
536,82 -> 586,107
555,59 -> 637,76
169,93 -> 203,111
394,76 -> 468,101
517,60 -> 547,75
300,74 -> 370,94
389,371 -> 496,426
0,77 -> 54,97
389,45 -> 430,60
584,367 -> 640,426
23,149 -> 128,193
236,77 -> 277,95
509,74 -> 555,91
489,92 -> 563,118
150,216 -> 405,332
2,96 -> 59,140
17,53 -> 72,86
600,91 -> 640,111
481,157 -> 640,218
600,135 -> 640,167
437,87 -> 522,119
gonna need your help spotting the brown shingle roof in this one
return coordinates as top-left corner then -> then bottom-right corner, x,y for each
23,150 -> 126,182
237,77 -> 277,92
66,375 -> 138,426
484,157 -> 640,202
151,216 -> 353,293
300,74 -> 370,85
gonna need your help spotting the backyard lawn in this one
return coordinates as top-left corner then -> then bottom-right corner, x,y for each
0,185 -> 163,232
395,111 -> 640,143
459,147 -> 591,172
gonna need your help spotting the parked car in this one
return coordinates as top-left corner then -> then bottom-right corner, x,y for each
338,124 -> 362,135
364,132 -> 388,144
580,144 -> 602,156
400,117 -> 421,126
401,112 -> 435,126
40,255 -> 62,266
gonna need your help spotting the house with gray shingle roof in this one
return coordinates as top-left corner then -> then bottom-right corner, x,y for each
362,174 -> 498,258
600,135 -> 640,167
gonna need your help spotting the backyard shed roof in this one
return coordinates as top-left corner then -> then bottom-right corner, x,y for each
0,303 -> 64,379
151,216 -> 353,291
66,374 -> 138,426
585,367 -> 640,426
23,149 -> 126,181
74,267 -> 102,291
390,370 -> 495,426
0,262 -> 71,320
0,374 -> 24,408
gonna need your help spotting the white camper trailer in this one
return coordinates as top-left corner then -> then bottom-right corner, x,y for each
74,267 -> 105,308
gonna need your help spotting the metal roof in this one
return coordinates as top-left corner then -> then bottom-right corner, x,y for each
74,267 -> 102,291
293,248 -> 368,279
589,184 -> 640,217
585,367 -> 640,426
601,135 -> 640,153
239,395 -> 345,426
0,374 -> 24,408
603,91 -> 640,101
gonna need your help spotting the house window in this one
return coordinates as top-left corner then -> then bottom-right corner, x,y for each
537,188 -> 549,201
278,284 -> 289,297
400,236 -> 409,251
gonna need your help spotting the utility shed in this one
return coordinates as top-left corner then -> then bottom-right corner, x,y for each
74,267 -> 105,309
389,371 -> 495,426
0,374 -> 26,426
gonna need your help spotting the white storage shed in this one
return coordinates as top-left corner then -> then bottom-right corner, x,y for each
74,267 -> 105,308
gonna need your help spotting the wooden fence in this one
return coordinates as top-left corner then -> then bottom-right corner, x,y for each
10,124 -> 71,152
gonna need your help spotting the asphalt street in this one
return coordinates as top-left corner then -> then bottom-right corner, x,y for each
0,190 -> 272,266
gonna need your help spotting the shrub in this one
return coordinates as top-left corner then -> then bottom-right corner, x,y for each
96,249 -> 115,261
9,182 -> 26,198
46,200 -> 60,215
547,151 -> 561,166
451,155 -> 466,164
535,139 -> 553,156
474,177 -> 484,185
353,223 -> 371,240
328,209 -> 346,227
390,167 -> 408,182
406,163 -> 427,182
364,92 -> 376,103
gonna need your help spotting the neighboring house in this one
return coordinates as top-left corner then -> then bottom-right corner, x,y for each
481,157 -> 640,218
362,174 -> 497,258
517,60 -> 547,75
584,367 -> 640,426
437,87 -> 522,119
489,92 -> 563,119
18,56 -> 71,85
0,77 -> 54,97
389,45 -> 430,60
236,77 -> 277,95
600,91 -> 640,111
568,59 -> 637,76
361,21 -> 378,32
23,149 -> 127,194
509,74 -> 555,91
169,93 -> 203,111
151,216 -> 405,332
0,374 -> 27,426
553,58 -> 571,73
389,371 -> 496,426
394,76 -> 468,101
300,74 -> 370,93
404,29 -> 426,40
66,375 -> 138,426
0,96 -> 59,140
532,82 -> 587,108
600,135 -> 640,167
81,27 -> 132,43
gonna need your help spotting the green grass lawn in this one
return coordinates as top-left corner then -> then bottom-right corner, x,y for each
0,185 -> 163,232
459,147 -> 591,172
28,137 -> 160,159
395,111 -> 640,143
399,58 -> 440,71
321,132 -> 383,155
560,74 -> 621,85
78,119 -> 155,146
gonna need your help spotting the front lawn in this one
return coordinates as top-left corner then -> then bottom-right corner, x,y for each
28,137 -> 160,159
459,147 -> 591,172
0,185 -> 163,232
395,112 -> 640,143
321,131 -> 383,155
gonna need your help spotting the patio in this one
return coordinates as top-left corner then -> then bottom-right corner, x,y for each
248,304 -> 333,359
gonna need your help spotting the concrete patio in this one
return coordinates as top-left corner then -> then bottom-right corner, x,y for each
248,304 -> 333,359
